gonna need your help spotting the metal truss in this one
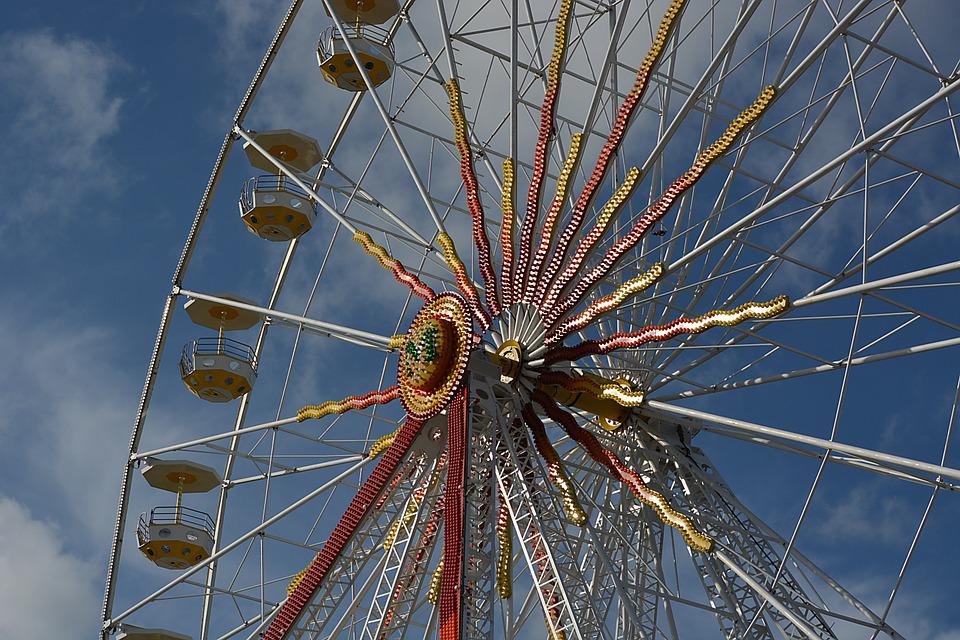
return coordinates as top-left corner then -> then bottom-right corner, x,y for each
290,451 -> 434,640
359,456 -> 446,640
490,393 -> 609,640
461,381 -> 499,640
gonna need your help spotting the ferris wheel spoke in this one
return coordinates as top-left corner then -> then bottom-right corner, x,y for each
645,399 -> 960,485
628,439 -> 834,638
867,379 -> 959,639
357,454 -> 446,639
217,603 -> 282,640
401,21 -> 506,196
654,335 -> 960,402
227,455 -> 370,488
667,76 -> 960,280
793,259 -> 960,308
642,16 -> 939,345
687,419 -> 959,494
695,139 -> 908,319
711,492 -> 907,640
566,469 -> 655,634
176,289 -> 396,351
816,202 -> 960,296
712,549 -> 828,639
672,458 -> 834,625
366,482 -> 446,639
320,169 -> 434,250
645,195 -> 960,395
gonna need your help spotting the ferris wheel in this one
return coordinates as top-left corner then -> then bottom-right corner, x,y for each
100,0 -> 960,638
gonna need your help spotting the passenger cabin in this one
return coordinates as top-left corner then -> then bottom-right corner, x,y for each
180,296 -> 260,402
317,24 -> 395,91
137,460 -> 220,571
240,129 -> 322,241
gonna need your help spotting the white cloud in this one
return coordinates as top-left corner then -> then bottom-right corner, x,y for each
0,304 -> 188,548
813,484 -> 913,547
832,573 -> 960,640
0,497 -> 101,637
0,30 -> 126,238
223,1 -> 286,45
0,316 -> 128,538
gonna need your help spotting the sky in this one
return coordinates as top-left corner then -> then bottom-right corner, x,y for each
0,0 -> 958,638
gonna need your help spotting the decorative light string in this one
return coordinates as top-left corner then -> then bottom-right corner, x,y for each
546,295 -> 789,365
437,386 -> 469,640
543,167 -> 641,307
500,157 -> 516,306
548,262 -> 664,343
286,567 -> 308,597
369,426 -> 402,460
544,86 -> 777,323
531,391 -> 712,552
495,485 -> 512,598
437,231 -> 491,330
604,451 -> 713,551
445,80 -> 501,315
525,133 -> 583,302
515,0 -> 575,301
297,386 -> 401,422
522,404 -> 587,525
536,0 -> 687,307
427,559 -> 444,606
353,231 -> 435,301
538,370 -> 646,408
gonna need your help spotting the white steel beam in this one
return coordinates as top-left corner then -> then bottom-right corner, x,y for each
176,288 -> 396,350
793,260 -> 960,308
645,401 -> 960,482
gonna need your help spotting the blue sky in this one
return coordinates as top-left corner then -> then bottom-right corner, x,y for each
1,1 -> 959,638
0,2 -> 271,634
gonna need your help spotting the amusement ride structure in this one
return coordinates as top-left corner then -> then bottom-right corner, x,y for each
101,0 -> 960,638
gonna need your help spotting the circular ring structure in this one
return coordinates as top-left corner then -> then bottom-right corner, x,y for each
398,292 -> 473,419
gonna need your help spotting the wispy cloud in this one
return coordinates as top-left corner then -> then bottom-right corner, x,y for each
0,497 -> 100,637
0,303 -> 188,547
0,29 -> 127,241
814,483 -> 913,547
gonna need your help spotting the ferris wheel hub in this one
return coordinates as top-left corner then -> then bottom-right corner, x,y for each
491,303 -> 547,375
